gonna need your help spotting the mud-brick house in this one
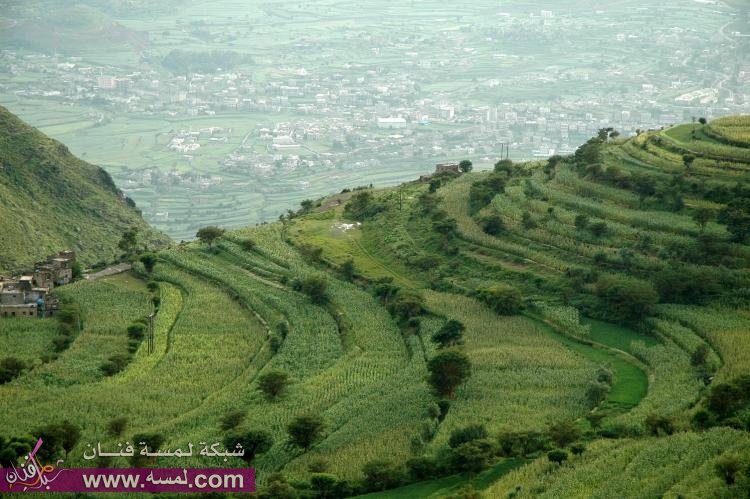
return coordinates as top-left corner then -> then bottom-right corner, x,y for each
0,278 -> 38,318
0,251 -> 75,318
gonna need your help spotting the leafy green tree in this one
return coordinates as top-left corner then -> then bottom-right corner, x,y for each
35,421 -> 81,460
449,439 -> 495,474
241,239 -> 256,251
547,449 -> 568,464
459,160 -> 473,173
427,350 -> 472,399
644,414 -> 676,436
257,370 -> 289,400
344,191 -> 384,221
595,275 -> 658,323
220,410 -> 245,431
373,278 -> 400,305
589,221 -> 608,238
692,207 -> 713,232
139,253 -> 158,274
448,424 -> 488,448
300,199 -> 314,213
683,154 -> 695,171
691,344 -> 710,367
107,417 -> 128,437
361,459 -> 403,492
287,414 -> 325,450
387,291 -> 424,321
475,284 -> 522,315
310,473 -> 338,498
432,319 -> 465,348
0,435 -> 36,467
478,214 -> 504,235
340,259 -> 356,281
196,226 -> 225,247
118,227 -> 139,257
521,211 -> 537,230
586,381 -> 610,406
574,214 -> 589,230
715,454 -> 743,485
718,197 -> 750,243
223,430 -> 273,462
299,275 -> 328,304
549,420 -> 581,447
0,357 -> 27,384
130,432 -> 165,467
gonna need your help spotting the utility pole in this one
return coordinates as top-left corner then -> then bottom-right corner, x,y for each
148,313 -> 155,354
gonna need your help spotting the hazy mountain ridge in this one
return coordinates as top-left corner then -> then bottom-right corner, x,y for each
0,106 -> 169,273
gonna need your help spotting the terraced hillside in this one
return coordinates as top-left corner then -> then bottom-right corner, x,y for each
1,116 -> 749,498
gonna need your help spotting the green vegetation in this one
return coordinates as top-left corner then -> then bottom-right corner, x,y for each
2,117 -> 750,497
0,106 -> 168,273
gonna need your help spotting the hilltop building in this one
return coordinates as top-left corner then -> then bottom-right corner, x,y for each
435,162 -> 460,174
0,251 -> 76,318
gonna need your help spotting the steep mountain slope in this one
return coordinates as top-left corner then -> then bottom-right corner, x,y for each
0,105 -> 169,272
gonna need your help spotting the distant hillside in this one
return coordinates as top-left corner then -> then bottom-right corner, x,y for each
0,105 -> 169,273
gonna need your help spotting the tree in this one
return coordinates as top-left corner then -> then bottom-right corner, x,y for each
344,191 -> 384,221
450,439 -> 495,474
130,432 -> 165,467
387,291 -> 424,321
118,227 -> 139,257
223,430 -> 272,462
586,381 -> 610,406
692,207 -> 713,232
548,420 -> 581,447
35,421 -> 81,460
718,197 -> 750,243
299,275 -> 328,304
644,414 -> 676,436
340,259 -> 356,281
574,214 -> 589,230
691,344 -> 710,367
595,275 -> 658,323
448,424 -> 488,448
633,174 -> 656,206
475,284 -> 522,315
432,320 -> 465,348
589,221 -> 608,238
698,117 -> 707,125
478,214 -> 504,235
287,414 -> 325,449
257,370 -> 289,400
139,253 -> 158,274
107,417 -> 128,437
683,154 -> 695,171
196,226 -> 225,247
300,199 -> 314,213
310,473 -> 338,498
547,449 -> 568,464
459,160 -> 473,173
0,357 -> 27,384
715,454 -> 742,485
427,350 -> 472,399
362,459 -> 402,492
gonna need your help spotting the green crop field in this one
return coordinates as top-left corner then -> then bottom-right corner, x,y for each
1,117 -> 750,497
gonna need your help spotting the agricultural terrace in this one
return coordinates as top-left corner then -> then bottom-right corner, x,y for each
0,117 -> 748,497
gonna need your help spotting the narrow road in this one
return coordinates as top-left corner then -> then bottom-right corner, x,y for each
85,263 -> 133,281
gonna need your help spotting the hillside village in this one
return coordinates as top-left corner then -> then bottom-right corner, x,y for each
0,0 -> 746,240
0,251 -> 76,318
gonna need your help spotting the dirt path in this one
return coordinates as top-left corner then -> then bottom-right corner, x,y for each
85,263 -> 133,281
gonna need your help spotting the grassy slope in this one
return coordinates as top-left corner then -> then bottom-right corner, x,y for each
0,105 -> 169,273
2,117 -> 749,497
